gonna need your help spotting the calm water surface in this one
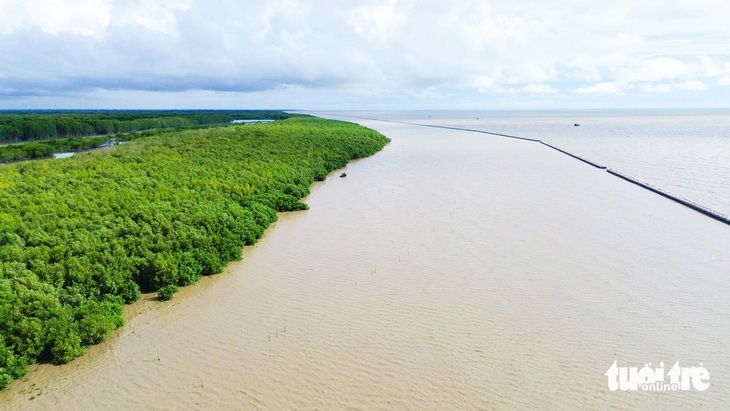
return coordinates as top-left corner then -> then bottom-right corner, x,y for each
2,112 -> 729,410
347,109 -> 730,216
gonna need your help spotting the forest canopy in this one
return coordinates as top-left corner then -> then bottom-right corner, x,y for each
0,116 -> 390,389
0,110 -> 293,143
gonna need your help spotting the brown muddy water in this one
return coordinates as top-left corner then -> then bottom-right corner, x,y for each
2,115 -> 730,410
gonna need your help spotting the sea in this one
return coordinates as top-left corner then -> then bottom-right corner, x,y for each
341,109 -> 730,217
1,109 -> 729,410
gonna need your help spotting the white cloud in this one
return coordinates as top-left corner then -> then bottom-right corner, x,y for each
348,0 -> 404,41
468,75 -> 496,92
574,82 -> 624,95
642,80 -> 708,93
620,57 -> 689,82
676,80 -> 708,91
0,0 -> 729,107
0,0 -> 112,35
522,83 -> 558,94
113,0 -> 193,35
642,83 -> 673,93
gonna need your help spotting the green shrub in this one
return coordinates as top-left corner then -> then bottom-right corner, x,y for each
158,285 -> 179,301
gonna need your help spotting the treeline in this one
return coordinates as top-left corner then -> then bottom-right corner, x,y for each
0,135 -> 115,163
1,128 -> 185,164
0,117 -> 389,389
0,110 -> 293,143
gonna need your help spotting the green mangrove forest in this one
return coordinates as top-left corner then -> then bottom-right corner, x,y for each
0,111 -> 295,164
0,110 -> 290,143
0,135 -> 123,163
0,115 -> 390,389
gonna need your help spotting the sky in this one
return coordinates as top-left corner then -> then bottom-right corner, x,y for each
0,0 -> 729,110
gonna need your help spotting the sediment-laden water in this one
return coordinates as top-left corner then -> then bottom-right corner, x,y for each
2,113 -> 729,410
344,109 -> 730,216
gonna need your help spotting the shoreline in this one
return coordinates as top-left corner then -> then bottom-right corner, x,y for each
2,114 -> 728,409
0,166 -> 346,405
0,117 -> 390,392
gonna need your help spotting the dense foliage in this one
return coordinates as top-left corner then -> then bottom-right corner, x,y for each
157,285 -> 179,301
0,135 -> 117,163
0,117 -> 389,389
0,110 -> 293,143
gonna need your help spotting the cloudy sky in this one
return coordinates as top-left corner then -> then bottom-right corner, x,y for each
1,0 -> 729,109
